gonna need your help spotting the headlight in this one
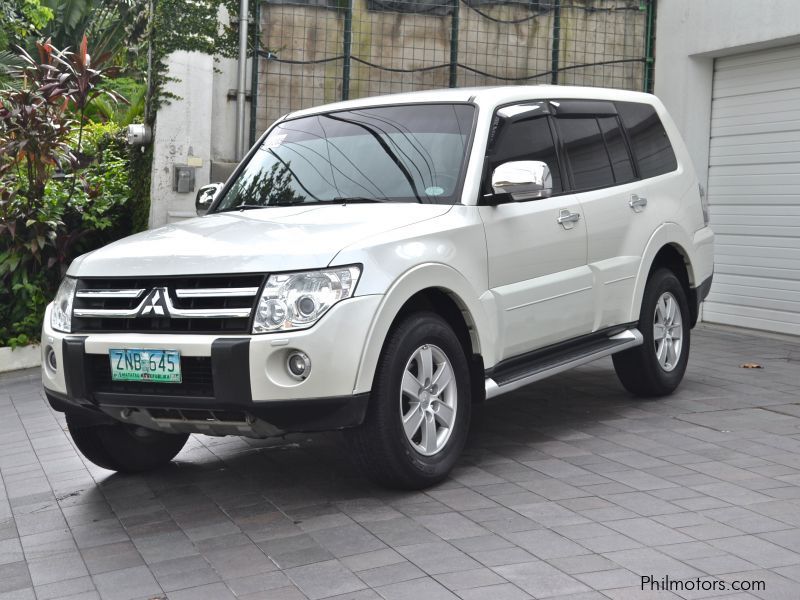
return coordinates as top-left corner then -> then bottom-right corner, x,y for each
51,277 -> 77,333
253,266 -> 361,333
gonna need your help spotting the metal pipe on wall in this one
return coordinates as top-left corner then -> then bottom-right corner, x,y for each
249,0 -> 261,147
551,0 -> 561,85
449,0 -> 459,87
342,0 -> 353,101
643,0 -> 656,93
235,0 -> 250,161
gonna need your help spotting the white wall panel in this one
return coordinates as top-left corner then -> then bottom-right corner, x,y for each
705,45 -> 800,335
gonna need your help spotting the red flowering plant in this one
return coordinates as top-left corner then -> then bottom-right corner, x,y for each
0,37 -> 129,347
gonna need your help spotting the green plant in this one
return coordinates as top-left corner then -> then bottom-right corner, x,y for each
0,122 -> 133,346
0,0 -> 53,51
0,270 -> 48,347
1,42 -> 77,200
128,142 -> 151,232
147,0 -> 250,116
84,76 -> 145,124
40,0 -> 149,64
0,39 -> 133,347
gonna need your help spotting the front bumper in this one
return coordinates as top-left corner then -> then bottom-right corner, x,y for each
41,295 -> 382,434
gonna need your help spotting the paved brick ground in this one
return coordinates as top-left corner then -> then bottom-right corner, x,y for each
2,324 -> 800,600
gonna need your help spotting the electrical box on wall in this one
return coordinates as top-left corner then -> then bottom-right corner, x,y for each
173,165 -> 196,193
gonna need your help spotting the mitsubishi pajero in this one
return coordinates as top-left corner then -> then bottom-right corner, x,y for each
42,86 -> 714,488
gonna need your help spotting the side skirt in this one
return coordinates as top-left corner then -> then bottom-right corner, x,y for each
485,328 -> 643,400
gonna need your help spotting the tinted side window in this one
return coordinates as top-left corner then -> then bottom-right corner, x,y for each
488,117 -> 563,194
598,116 -> 635,184
616,101 -> 677,178
556,117 -> 615,190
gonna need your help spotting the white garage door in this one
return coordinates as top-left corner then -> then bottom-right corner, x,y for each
705,44 -> 800,336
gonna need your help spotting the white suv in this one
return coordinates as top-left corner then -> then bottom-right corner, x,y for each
42,86 -> 714,488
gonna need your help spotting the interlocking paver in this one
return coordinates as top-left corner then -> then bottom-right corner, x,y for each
356,560 -> 425,587
494,560 -> 590,597
283,559 -> 367,599
454,583 -> 532,600
396,541 -> 482,575
0,561 -> 31,594
167,581 -> 237,600
502,529 -> 590,559
376,576 -> 459,600
433,566 -> 506,591
708,535 -> 800,569
35,578 -> 97,600
92,565 -> 162,600
80,541 -> 145,575
0,325 -> 799,599
26,550 -> 88,586
20,527 -> 77,560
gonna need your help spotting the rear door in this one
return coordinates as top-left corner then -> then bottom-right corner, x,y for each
555,100 -> 678,330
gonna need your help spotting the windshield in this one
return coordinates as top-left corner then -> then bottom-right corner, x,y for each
215,103 -> 475,210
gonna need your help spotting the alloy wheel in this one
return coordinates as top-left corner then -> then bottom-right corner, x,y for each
653,291 -> 683,372
399,344 -> 458,456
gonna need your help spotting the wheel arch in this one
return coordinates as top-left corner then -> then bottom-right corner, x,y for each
353,264 -> 495,400
629,223 -> 700,327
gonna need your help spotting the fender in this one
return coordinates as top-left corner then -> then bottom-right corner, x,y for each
627,222 -> 698,323
352,263 -> 498,395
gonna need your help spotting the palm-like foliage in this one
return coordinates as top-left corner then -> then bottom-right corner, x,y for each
40,0 -> 149,64
0,49 -> 22,78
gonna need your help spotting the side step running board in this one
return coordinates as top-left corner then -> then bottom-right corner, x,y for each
485,329 -> 643,400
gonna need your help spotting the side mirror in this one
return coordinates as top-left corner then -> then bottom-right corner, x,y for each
490,160 -> 552,203
196,182 -> 222,216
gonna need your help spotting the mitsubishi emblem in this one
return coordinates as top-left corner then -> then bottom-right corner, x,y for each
139,287 -> 170,318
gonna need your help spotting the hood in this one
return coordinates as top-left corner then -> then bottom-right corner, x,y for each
69,203 -> 452,277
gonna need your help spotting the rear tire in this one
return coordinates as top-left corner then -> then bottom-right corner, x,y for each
613,268 -> 690,397
66,411 -> 188,473
345,312 -> 471,489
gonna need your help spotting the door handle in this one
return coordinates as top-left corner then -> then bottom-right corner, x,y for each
629,194 -> 648,212
557,209 -> 581,228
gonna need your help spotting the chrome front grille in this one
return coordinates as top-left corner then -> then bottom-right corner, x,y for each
72,275 -> 264,333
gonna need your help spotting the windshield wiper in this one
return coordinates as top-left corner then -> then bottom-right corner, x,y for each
222,204 -> 268,212
331,196 -> 388,204
224,197 -> 387,211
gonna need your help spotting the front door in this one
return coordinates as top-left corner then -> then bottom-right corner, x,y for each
479,108 -> 594,360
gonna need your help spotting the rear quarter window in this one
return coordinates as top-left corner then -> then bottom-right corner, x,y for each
616,101 -> 678,179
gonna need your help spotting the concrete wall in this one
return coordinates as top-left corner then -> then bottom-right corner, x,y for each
149,51 -> 214,227
654,0 -> 800,188
149,52 -> 252,227
256,0 -> 647,130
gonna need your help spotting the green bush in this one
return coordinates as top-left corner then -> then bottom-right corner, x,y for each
52,122 -> 134,249
0,122 -> 135,347
0,40 -> 139,348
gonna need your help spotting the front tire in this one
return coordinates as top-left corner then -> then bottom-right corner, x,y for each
66,412 -> 188,473
345,312 -> 471,489
613,268 -> 691,397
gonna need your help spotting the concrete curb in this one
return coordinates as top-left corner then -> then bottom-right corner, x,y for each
0,345 -> 41,373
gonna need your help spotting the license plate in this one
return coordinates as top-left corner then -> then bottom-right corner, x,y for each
109,349 -> 182,383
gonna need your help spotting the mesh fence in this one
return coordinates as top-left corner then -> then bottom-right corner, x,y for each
252,0 -> 655,137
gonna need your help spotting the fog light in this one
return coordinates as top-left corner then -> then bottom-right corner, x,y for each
286,351 -> 311,380
45,346 -> 57,372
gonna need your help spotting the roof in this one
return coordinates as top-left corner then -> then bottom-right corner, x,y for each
284,85 -> 658,119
